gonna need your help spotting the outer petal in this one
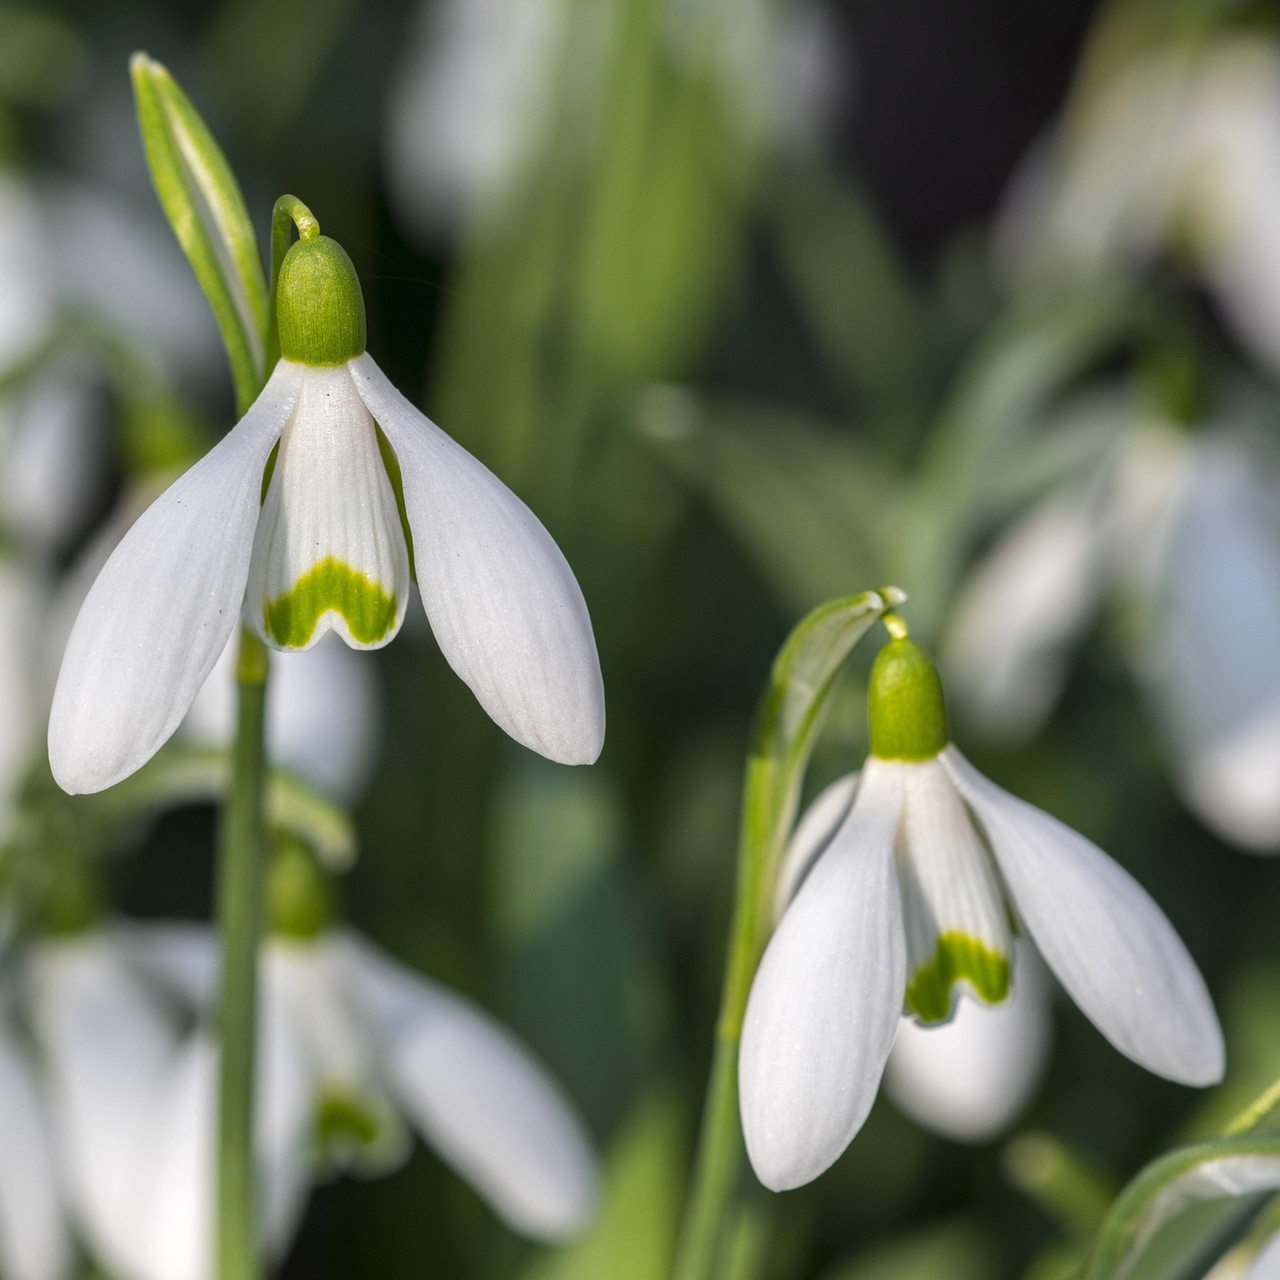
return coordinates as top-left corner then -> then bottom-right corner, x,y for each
945,490 -> 1103,742
47,361 -> 302,793
773,772 -> 859,922
0,1020 -> 71,1280
738,759 -> 907,1191
30,932 -> 182,1280
341,932 -> 598,1238
883,941 -> 1052,1143
348,354 -> 605,765
941,747 -> 1224,1085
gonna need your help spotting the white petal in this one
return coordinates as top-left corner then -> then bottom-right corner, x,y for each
31,932 -> 183,1279
135,1036 -> 214,1280
1244,1229 -> 1280,1280
246,365 -> 410,652
1143,439 -> 1280,851
896,758 -> 1013,1023
738,759 -> 907,1191
0,1021 -> 71,1280
343,932 -> 598,1238
263,939 -> 407,1176
349,353 -> 605,765
944,490 -> 1102,743
47,361 -> 302,793
0,558 -> 44,828
941,747 -> 1224,1085
883,941 -> 1052,1143
185,630 -> 383,802
773,772 -> 859,922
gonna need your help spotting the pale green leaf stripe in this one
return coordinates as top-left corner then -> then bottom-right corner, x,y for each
1083,1136 -> 1280,1280
130,53 -> 269,413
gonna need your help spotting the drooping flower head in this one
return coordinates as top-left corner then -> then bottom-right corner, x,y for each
48,225 -> 605,794
738,618 -> 1223,1192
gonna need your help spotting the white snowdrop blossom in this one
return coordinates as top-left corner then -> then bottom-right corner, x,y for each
127,905 -> 599,1259
946,410 -> 1280,852
738,633 -> 1223,1192
48,232 -> 605,794
775,775 -> 1054,1144
997,35 -> 1280,372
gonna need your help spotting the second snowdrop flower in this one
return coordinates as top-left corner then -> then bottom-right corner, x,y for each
738,619 -> 1224,1192
48,223 -> 605,794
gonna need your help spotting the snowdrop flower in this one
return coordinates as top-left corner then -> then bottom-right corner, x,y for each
947,409 -> 1280,852
48,229 -> 605,795
127,848 -> 599,1248
998,36 -> 1280,372
30,922 -> 310,1280
0,997 -> 71,1280
775,775 -> 1053,1144
738,624 -> 1223,1191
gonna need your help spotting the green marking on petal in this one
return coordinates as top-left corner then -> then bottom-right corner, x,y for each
905,932 -> 1010,1024
263,556 -> 397,648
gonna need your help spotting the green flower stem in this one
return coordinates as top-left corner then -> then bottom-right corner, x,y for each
266,195 -> 320,369
673,590 -> 899,1280
215,628 -> 270,1280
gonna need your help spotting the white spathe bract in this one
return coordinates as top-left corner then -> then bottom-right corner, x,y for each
48,352 -> 605,794
739,748 -> 1222,1192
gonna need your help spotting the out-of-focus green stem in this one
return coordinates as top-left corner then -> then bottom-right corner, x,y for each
215,629 -> 270,1280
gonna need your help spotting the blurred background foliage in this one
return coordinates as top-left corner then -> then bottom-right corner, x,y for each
4,0 -> 1280,1275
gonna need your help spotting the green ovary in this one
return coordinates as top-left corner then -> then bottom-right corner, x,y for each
263,556 -> 397,648
905,932 -> 1011,1024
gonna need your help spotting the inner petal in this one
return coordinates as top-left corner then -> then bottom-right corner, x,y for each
895,758 -> 1013,1024
247,364 -> 409,651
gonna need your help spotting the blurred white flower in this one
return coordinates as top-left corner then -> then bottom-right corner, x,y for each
48,235 -> 605,796
945,410 -> 1280,852
129,920 -> 600,1256
384,0 -> 846,241
1242,1229 -> 1280,1280
739,638 -> 1221,1192
0,1000 -> 71,1280
0,175 -> 55,373
998,36 -> 1280,371
185,634 -> 383,803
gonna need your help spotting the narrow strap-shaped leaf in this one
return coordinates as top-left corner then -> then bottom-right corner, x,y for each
1083,1135 -> 1280,1280
130,53 -> 269,413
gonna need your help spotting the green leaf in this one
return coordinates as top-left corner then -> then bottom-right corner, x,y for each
1083,1136 -> 1280,1280
130,52 -> 269,412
